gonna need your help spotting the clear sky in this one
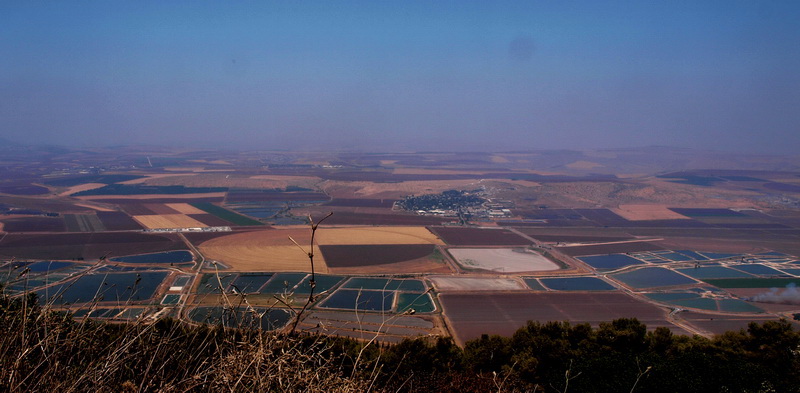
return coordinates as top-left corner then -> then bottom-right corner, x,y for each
2,1 -> 799,153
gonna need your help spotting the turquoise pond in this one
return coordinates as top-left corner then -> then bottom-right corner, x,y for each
540,277 -> 616,291
396,292 -> 436,313
612,268 -> 697,288
110,251 -> 193,264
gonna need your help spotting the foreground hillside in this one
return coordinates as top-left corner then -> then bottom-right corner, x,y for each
1,291 -> 798,392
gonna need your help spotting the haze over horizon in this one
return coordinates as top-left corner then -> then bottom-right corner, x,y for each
2,1 -> 799,154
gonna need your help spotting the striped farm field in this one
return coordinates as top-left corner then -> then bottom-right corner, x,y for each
133,214 -> 208,229
165,203 -> 207,214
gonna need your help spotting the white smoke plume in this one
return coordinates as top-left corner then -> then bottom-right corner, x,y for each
748,283 -> 800,305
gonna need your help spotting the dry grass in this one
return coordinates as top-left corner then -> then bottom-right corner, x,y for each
612,204 -> 691,221
133,214 -> 208,229
58,183 -> 107,196
316,227 -> 444,245
165,203 -> 207,214
202,244 -> 328,272
0,293 -> 372,393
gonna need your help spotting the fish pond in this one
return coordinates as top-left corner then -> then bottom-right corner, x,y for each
540,277 -> 616,291
577,254 -> 645,270
612,268 -> 697,289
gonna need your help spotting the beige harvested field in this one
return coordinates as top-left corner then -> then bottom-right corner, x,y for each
133,214 -> 208,229
201,243 -> 327,272
448,248 -> 560,273
59,183 -> 107,196
612,204 -> 691,221
316,227 -> 444,245
429,276 -> 528,291
196,229 -> 323,272
77,192 -> 226,200
165,203 -> 207,214
73,202 -> 116,212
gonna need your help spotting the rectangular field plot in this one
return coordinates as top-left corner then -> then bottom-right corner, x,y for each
540,277 -> 616,291
190,202 -> 264,226
1,217 -> 66,232
133,214 -> 208,229
319,289 -> 395,312
440,292 -> 679,344
300,311 -> 435,343
431,276 -> 528,291
730,264 -> 786,276
64,214 -> 106,232
577,254 -> 645,270
342,277 -> 426,292
110,250 -> 194,264
96,211 -> 143,230
558,242 -> 663,257
669,208 -> 745,217
612,268 -> 698,289
676,266 -> 754,279
429,227 -> 529,246
396,292 -> 436,313
448,248 -> 560,272
320,244 -> 436,267
679,311 -> 780,336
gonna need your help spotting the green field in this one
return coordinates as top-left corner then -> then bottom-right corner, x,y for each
190,202 -> 264,226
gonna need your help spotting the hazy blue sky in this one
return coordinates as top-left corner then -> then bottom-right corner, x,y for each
2,1 -> 799,153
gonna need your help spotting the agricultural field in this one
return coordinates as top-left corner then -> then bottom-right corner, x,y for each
448,248 -> 560,272
2,146 -> 800,344
430,227 -> 530,246
440,292 -> 685,345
